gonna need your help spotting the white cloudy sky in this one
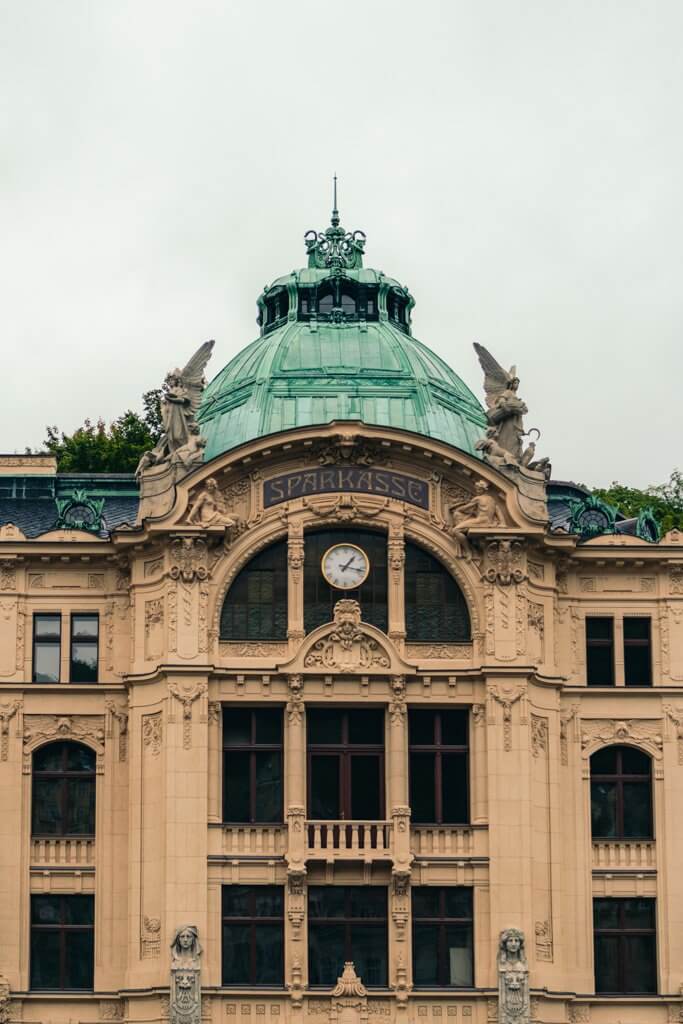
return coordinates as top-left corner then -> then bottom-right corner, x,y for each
2,0 -> 681,488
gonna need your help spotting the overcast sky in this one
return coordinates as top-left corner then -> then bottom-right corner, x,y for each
2,1 -> 681,488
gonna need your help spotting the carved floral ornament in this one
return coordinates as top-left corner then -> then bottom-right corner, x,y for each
302,600 -> 392,673
580,719 -> 664,762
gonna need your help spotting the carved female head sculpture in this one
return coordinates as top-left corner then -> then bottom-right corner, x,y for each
498,928 -> 527,966
171,924 -> 202,964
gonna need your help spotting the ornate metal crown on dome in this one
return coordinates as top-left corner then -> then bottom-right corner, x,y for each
304,178 -> 366,270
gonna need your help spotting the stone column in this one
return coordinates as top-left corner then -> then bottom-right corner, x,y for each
285,676 -> 307,987
388,678 -> 412,988
387,520 -> 406,645
287,518 -> 305,644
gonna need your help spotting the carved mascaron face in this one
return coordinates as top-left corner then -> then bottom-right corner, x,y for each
178,930 -> 194,950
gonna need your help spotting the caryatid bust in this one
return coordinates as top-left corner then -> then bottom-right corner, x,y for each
171,924 -> 202,969
497,928 -> 529,1024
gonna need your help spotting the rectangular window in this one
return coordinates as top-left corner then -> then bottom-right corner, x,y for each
586,617 -> 614,686
624,617 -> 652,686
409,709 -> 469,824
70,614 -> 99,683
223,708 -> 283,823
33,614 -> 61,683
308,886 -> 387,987
307,708 -> 384,820
412,887 -> 474,987
594,897 -> 657,993
30,894 -> 94,990
222,886 -> 284,986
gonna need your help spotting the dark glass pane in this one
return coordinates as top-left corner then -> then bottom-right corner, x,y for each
34,645 -> 60,683
30,928 -> 61,988
32,895 -> 62,924
308,922 -> 345,986
624,618 -> 650,640
65,743 -> 95,772
72,616 -> 98,639
71,643 -> 98,682
220,541 -> 287,641
444,888 -> 473,919
34,743 -> 66,772
623,783 -> 652,838
594,899 -> 619,929
410,753 -> 436,823
255,752 -> 282,823
350,756 -> 381,819
409,711 -> 435,746
222,923 -> 250,983
308,886 -> 345,919
34,615 -> 61,639
253,887 -> 283,918
594,935 -> 620,992
413,922 -> 439,985
591,748 -> 618,774
32,779 -> 62,835
591,782 -> 617,838
625,645 -> 652,686
65,779 -> 95,834
222,886 -> 251,918
623,934 -> 656,992
412,888 -> 440,918
348,709 -> 384,745
347,887 -> 386,919
622,898 -> 656,929
254,924 -> 283,984
587,618 -> 613,640
621,748 -> 651,775
254,709 -> 282,744
445,924 -> 473,985
349,923 -> 387,986
308,709 -> 342,745
224,753 -> 250,822
441,754 -> 469,824
405,543 -> 470,642
63,895 -> 94,925
587,645 -> 614,686
440,711 -> 468,747
65,930 -> 94,988
310,755 -> 340,818
223,709 -> 251,746
303,529 -> 388,634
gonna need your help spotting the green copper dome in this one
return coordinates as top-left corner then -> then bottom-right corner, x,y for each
197,205 -> 486,460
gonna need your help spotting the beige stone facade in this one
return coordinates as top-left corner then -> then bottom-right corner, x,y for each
1,425 -> 683,1024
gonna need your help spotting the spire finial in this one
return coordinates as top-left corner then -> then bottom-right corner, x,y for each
331,174 -> 339,228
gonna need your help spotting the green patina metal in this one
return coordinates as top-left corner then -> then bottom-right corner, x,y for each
636,507 -> 661,543
568,494 -> 617,540
55,488 -> 106,533
198,205 -> 487,461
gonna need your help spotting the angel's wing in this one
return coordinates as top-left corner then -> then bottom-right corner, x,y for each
179,340 -> 215,413
473,342 -> 514,409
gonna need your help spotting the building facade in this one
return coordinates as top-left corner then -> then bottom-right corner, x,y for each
1,210 -> 682,1024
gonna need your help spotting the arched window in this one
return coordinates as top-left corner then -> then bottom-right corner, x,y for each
404,543 -> 471,642
317,283 -> 334,315
220,540 -> 288,641
339,285 -> 357,315
304,528 -> 388,634
590,746 -> 653,839
32,741 -> 96,836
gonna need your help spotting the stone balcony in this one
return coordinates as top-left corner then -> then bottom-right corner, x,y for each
305,820 -> 393,862
31,837 -> 95,867
592,839 -> 656,871
411,824 -> 488,860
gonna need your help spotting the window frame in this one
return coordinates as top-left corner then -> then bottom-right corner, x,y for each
221,885 -> 284,987
593,897 -> 657,994
307,885 -> 388,988
32,613 -> 62,684
30,893 -> 94,991
69,613 -> 99,683
31,740 -> 97,838
590,745 -> 653,840
404,542 -> 471,643
623,616 -> 652,687
222,708 -> 283,824
586,616 -> 615,686
411,886 -> 474,988
306,708 -> 386,821
219,540 -> 288,641
409,709 -> 470,825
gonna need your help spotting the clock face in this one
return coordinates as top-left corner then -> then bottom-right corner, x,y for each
321,543 -> 370,590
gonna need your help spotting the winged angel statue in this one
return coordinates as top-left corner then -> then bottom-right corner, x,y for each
473,343 -> 550,478
136,340 -> 214,479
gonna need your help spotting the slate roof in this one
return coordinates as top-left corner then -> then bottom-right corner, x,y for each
0,475 -> 139,539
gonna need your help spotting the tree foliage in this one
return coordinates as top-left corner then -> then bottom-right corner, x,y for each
593,470 -> 683,534
41,390 -> 162,474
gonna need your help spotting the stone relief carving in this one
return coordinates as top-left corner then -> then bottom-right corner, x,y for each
404,643 -> 473,660
142,713 -> 163,757
288,521 -> 305,582
449,482 -> 504,559
0,561 -> 16,591
670,564 -> 683,595
169,682 -> 207,749
329,962 -> 368,1024
528,561 -> 544,581
303,494 -> 388,523
567,1007 -> 590,1023
186,478 -> 241,536
144,599 -> 165,661
488,685 -> 526,752
530,715 -> 548,758
0,975 -> 10,1024
208,701 -> 222,725
169,537 -> 209,583
220,641 -> 289,658
141,916 -> 161,959
105,700 -> 128,762
287,675 -> 304,724
560,705 -> 579,766
0,700 -> 22,761
534,920 -> 553,961
170,925 -> 202,1024
482,539 -> 526,586
580,719 -> 663,759
527,602 -> 544,638
23,715 -> 105,757
497,929 -> 529,1024
388,676 -> 406,725
304,600 -> 390,672
288,957 -> 304,1008
99,999 -> 125,1020
305,434 -> 389,467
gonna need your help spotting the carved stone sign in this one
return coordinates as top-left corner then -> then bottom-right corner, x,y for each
263,468 -> 429,509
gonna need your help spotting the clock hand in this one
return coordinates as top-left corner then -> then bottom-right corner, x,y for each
340,556 -> 357,572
